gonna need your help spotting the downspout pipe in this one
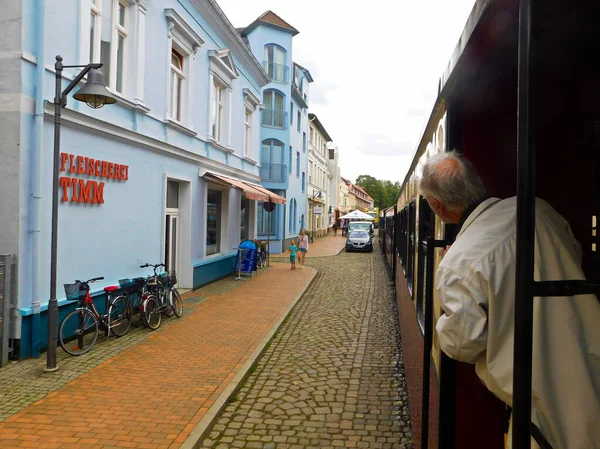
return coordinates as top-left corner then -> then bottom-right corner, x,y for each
31,0 -> 46,358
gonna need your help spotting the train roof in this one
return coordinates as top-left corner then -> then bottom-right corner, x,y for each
397,0 -> 517,197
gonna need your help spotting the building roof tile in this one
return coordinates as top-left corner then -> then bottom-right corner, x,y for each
239,10 -> 300,36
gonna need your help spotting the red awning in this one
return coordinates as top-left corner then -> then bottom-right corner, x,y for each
203,173 -> 269,202
244,183 -> 287,204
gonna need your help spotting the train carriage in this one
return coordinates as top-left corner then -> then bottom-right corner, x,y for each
381,0 -> 600,448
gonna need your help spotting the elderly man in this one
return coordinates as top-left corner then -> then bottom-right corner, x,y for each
419,151 -> 600,449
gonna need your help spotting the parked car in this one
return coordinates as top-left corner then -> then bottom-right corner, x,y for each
345,230 -> 373,253
347,221 -> 373,235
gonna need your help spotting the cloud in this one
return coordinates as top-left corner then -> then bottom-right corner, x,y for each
309,81 -> 339,106
357,134 -> 414,158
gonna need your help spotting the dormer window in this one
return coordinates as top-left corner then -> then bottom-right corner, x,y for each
263,44 -> 287,83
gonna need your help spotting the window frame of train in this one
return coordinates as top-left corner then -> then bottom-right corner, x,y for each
407,200 -> 416,296
416,195 -> 435,332
400,206 -> 408,269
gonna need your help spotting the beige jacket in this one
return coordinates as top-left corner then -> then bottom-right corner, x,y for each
436,197 -> 600,449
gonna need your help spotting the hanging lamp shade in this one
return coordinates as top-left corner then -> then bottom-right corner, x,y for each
73,69 -> 117,109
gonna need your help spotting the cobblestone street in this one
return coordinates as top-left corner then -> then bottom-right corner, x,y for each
200,242 -> 413,449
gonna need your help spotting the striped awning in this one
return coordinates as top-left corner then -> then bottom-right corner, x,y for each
203,173 -> 269,202
244,183 -> 287,204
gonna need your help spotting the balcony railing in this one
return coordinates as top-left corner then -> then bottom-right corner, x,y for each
261,109 -> 288,129
260,163 -> 288,183
263,61 -> 289,83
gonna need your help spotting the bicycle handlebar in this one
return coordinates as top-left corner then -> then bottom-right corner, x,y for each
73,277 -> 104,285
139,263 -> 165,275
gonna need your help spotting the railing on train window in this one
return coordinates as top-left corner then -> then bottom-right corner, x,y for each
407,200 -> 416,296
417,196 -> 435,331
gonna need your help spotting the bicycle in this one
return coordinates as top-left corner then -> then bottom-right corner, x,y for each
118,277 -> 146,327
59,277 -> 132,356
256,243 -> 268,269
139,263 -> 182,330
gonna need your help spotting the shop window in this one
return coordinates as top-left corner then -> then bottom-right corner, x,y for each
240,197 -> 250,241
206,189 -> 222,255
257,202 -> 276,236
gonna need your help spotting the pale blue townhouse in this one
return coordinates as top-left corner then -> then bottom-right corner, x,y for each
0,0 -> 283,359
236,12 -> 313,254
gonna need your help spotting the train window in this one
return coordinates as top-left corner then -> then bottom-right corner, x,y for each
592,215 -> 596,252
400,207 -> 408,270
407,200 -> 416,296
416,196 -> 435,332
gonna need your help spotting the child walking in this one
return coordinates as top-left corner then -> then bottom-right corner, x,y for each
289,240 -> 297,270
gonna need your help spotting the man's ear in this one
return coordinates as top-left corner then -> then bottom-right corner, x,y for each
429,198 -> 443,214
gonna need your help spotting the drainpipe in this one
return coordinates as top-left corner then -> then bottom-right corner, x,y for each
30,0 -> 46,358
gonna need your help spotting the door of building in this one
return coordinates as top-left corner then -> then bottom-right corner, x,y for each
165,181 -> 180,274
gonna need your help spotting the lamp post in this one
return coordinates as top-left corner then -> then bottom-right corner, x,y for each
45,55 -> 117,372
310,190 -> 323,243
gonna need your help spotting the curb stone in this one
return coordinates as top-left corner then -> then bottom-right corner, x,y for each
180,267 -> 318,449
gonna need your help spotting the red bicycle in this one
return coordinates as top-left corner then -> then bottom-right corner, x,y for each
58,277 -> 132,356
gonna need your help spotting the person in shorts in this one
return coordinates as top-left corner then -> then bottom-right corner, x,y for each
289,240 -> 297,270
298,230 -> 309,268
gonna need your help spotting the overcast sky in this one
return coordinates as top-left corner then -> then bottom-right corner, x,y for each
218,0 -> 477,183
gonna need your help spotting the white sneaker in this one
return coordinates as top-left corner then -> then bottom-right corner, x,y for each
300,266 -> 304,269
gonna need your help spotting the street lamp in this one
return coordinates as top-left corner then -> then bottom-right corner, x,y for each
310,190 -> 323,243
46,55 -> 117,372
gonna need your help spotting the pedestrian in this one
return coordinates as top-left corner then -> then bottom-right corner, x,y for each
288,239 -> 297,270
419,151 -> 600,449
298,230 -> 309,269
332,222 -> 338,236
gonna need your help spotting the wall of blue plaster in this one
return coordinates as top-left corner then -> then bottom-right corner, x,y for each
245,23 -> 310,246
13,0 -> 269,359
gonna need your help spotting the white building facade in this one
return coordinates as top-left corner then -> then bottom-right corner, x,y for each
307,113 -> 333,238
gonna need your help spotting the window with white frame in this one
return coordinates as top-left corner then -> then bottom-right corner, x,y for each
209,49 -> 238,146
244,108 -> 252,157
170,48 -> 184,122
212,80 -> 224,140
242,88 -> 260,159
89,0 -> 101,64
165,9 -> 203,127
88,0 -> 128,94
115,1 -> 127,93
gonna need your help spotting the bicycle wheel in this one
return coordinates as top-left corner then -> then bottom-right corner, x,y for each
142,296 -> 162,330
128,291 -> 143,327
59,308 -> 99,356
108,296 -> 132,337
163,289 -> 174,317
171,289 -> 183,318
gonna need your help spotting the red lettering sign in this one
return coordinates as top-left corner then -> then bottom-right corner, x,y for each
57,153 -> 128,205
59,177 -> 71,202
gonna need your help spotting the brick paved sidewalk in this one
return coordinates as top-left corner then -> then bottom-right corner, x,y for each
0,263 -> 316,449
273,235 -> 346,259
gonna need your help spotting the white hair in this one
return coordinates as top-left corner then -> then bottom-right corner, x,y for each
419,151 -> 487,212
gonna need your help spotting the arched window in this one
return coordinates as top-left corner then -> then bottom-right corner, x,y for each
261,139 -> 285,182
262,90 -> 286,128
264,44 -> 288,82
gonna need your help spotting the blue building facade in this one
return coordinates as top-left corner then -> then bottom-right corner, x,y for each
0,0 -> 275,359
238,12 -> 312,253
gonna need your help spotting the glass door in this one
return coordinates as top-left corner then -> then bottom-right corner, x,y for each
165,180 -> 180,274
